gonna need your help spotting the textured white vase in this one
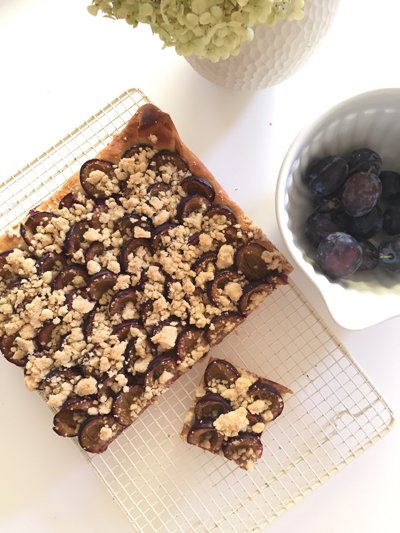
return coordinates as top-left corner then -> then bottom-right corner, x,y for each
186,0 -> 341,90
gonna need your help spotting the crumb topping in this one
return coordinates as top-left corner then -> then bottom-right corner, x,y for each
185,358 -> 286,470
213,407 -> 248,437
0,139 -> 288,453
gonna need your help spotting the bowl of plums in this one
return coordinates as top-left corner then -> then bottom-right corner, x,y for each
276,89 -> 400,329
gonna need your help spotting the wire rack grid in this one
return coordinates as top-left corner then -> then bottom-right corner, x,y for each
2,88 -> 394,532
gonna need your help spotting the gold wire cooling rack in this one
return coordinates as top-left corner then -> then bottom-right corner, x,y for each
1,88 -> 394,532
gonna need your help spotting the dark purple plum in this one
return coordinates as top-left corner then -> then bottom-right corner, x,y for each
147,182 -> 170,198
313,194 -> 342,213
53,397 -> 97,437
222,433 -> 263,468
379,170 -> 400,199
84,241 -> 105,263
194,393 -> 231,420
388,194 -> 400,207
64,221 -> 90,257
358,241 -> 379,271
378,237 -> 400,272
383,204 -> 400,235
341,172 -> 381,217
193,252 -> 217,274
58,192 -> 85,210
316,232 -> 363,279
181,175 -> 215,201
36,253 -> 66,275
122,143 -> 152,159
78,415 -> 123,453
152,223 -> 177,249
20,211 -> 59,247
52,265 -> 88,290
346,148 -> 382,176
205,205 -> 237,225
204,359 -> 240,387
347,206 -> 383,239
304,211 -> 342,248
187,231 -> 200,245
112,385 -> 144,426
91,202 -> 110,229
82,305 -> 98,340
40,367 -> 81,396
119,238 -> 150,272
304,156 -> 349,197
0,334 -> 27,367
235,242 -> 272,280
176,328 -> 209,361
149,150 -> 188,172
208,270 -> 243,307
248,380 -> 284,420
187,419 -> 223,452
109,288 -> 138,317
224,225 -> 247,244
238,281 -> 271,316
144,355 -> 177,388
53,409 -> 83,437
36,322 -> 62,351
177,195 -> 211,223
115,214 -> 151,241
87,271 -> 117,301
80,159 -> 117,200
112,320 -> 142,341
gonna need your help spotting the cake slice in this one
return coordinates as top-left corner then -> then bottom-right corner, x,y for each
181,358 -> 292,470
0,104 -> 292,453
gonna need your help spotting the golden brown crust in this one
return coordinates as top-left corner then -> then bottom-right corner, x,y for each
0,103 -> 292,277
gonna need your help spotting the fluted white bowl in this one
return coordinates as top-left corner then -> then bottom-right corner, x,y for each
186,0 -> 341,90
276,89 -> 400,330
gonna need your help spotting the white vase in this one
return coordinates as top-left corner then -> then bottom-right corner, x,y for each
186,0 -> 341,90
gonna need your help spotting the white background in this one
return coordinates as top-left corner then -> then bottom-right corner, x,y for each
0,0 -> 399,532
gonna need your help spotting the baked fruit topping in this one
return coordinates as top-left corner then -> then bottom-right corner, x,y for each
206,313 -> 243,345
52,265 -> 89,290
194,393 -> 231,420
0,104 -> 291,454
181,175 -> 215,201
80,159 -> 118,200
236,242 -> 274,280
87,271 -> 118,301
204,358 -> 240,386
20,211 -> 59,247
177,195 -> 211,222
222,433 -> 263,467
149,150 -> 189,172
113,385 -> 144,426
238,281 -> 271,315
187,419 -> 224,452
78,415 -> 123,453
182,357 -> 290,470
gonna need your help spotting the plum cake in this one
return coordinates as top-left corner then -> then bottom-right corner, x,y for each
181,358 -> 291,470
0,104 -> 292,453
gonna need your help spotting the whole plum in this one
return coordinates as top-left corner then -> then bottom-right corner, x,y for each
341,172 -> 382,217
316,232 -> 363,279
304,156 -> 349,197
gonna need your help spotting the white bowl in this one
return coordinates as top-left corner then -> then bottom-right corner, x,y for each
276,89 -> 400,330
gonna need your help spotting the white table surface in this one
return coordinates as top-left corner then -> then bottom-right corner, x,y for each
1,1 -> 399,532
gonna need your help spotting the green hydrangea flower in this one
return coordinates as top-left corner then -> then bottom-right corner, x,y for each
88,0 -> 305,62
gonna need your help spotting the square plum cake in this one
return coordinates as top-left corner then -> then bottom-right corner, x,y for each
0,104 -> 292,453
